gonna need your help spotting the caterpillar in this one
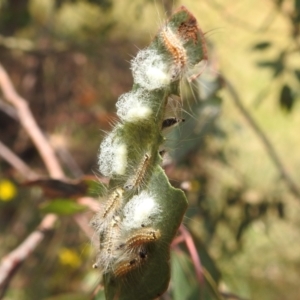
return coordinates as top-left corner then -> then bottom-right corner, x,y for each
124,153 -> 151,191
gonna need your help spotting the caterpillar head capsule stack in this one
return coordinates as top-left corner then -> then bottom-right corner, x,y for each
92,6 -> 207,300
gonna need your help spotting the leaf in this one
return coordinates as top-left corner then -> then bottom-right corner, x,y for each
23,176 -> 108,199
95,6 -> 204,300
256,51 -> 285,78
256,61 -> 276,68
294,69 -> 300,81
188,231 -> 222,300
279,84 -> 294,112
40,199 -> 87,215
94,289 -> 106,300
277,201 -> 285,218
104,166 -> 188,300
171,250 -> 199,300
23,178 -> 89,198
252,41 -> 272,51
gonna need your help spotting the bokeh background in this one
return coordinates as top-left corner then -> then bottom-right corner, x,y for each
1,0 -> 300,299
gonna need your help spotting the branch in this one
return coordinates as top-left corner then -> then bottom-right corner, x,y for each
179,225 -> 204,285
0,63 -> 64,179
0,214 -> 56,298
224,77 -> 300,200
0,98 -> 18,120
0,140 -> 38,180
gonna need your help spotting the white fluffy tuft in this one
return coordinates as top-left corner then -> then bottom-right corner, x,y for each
116,90 -> 153,122
131,49 -> 171,90
126,105 -> 152,121
113,144 -> 128,175
122,191 -> 161,230
98,131 -> 128,176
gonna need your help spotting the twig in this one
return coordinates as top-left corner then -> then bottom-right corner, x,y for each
171,234 -> 185,247
0,98 -> 18,120
224,78 -> 300,200
0,214 -> 57,298
77,197 -> 101,212
201,267 -> 224,300
179,225 -> 204,285
0,63 -> 64,179
0,140 -> 38,180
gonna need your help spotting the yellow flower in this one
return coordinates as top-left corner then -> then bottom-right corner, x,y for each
0,180 -> 17,201
58,248 -> 81,268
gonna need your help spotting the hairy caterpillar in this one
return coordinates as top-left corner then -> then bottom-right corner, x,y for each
113,252 -> 147,278
124,153 -> 151,191
102,188 -> 124,218
117,228 -> 161,251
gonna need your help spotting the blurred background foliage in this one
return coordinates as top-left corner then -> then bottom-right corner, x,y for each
0,0 -> 300,299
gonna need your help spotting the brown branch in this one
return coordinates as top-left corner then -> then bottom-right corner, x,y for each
0,140 -> 38,180
0,98 -> 18,120
77,197 -> 101,212
0,63 -> 64,179
224,77 -> 300,200
0,214 -> 56,298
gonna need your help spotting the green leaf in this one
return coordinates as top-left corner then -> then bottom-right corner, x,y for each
294,69 -> 300,81
40,199 -> 87,215
252,42 -> 272,51
94,7 -> 205,300
256,51 -> 285,78
171,250 -> 199,300
187,231 -> 222,300
279,84 -> 294,112
104,166 -> 188,300
94,290 -> 106,300
256,60 -> 283,77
